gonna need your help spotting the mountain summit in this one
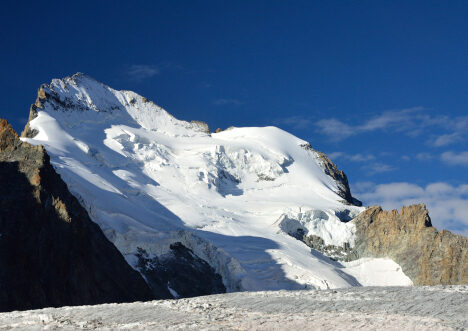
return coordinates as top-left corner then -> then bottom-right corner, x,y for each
18,73 -> 465,297
20,73 -> 372,292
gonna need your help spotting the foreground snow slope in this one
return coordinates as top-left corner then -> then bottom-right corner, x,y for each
1,286 -> 466,330
22,73 -> 410,291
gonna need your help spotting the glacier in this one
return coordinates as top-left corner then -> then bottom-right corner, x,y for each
2,286 -> 466,330
21,73 -> 412,293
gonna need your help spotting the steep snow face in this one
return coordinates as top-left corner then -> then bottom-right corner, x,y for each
22,73 -> 408,291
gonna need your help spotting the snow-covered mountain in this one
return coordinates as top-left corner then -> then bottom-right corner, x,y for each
21,73 -> 412,296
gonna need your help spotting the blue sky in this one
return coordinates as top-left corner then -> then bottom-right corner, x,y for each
1,1 -> 467,234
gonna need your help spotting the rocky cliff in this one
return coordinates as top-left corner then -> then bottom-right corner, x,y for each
0,119 -> 158,312
353,204 -> 467,285
135,242 -> 226,298
300,143 -> 362,206
293,202 -> 467,285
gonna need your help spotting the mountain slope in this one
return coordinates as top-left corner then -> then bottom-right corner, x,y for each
0,119 -> 155,312
21,73 -> 412,292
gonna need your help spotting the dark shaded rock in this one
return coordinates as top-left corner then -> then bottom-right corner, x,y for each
135,243 -> 226,299
300,143 -> 362,206
352,204 -> 468,285
0,119 -> 155,312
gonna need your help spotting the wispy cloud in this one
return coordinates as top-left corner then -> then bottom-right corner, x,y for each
199,81 -> 212,88
125,62 -> 185,82
432,116 -> 468,147
273,116 -> 313,130
433,133 -> 463,147
416,152 -> 433,161
360,107 -> 424,132
328,152 -> 393,175
213,98 -> 243,106
315,107 -> 468,146
429,116 -> 468,147
315,107 -> 424,141
315,118 -> 355,140
328,152 -> 375,162
126,64 -> 159,82
353,181 -> 468,235
441,151 -> 468,166
364,162 -> 396,175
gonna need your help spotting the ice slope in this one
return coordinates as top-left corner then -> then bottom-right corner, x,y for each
22,73 -> 411,291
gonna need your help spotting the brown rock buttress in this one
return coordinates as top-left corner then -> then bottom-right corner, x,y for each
353,204 -> 467,285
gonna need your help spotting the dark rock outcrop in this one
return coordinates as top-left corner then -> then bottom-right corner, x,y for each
300,143 -> 362,206
353,204 -> 468,285
0,119 -> 155,312
135,242 -> 226,299
302,233 -> 357,262
20,87 -> 46,138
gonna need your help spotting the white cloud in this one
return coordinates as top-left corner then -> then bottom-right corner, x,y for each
213,98 -> 243,106
364,182 -> 425,200
126,64 -> 159,81
441,151 -> 468,166
353,181 -> 468,235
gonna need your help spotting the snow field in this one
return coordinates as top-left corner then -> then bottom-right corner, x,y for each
0,286 -> 466,330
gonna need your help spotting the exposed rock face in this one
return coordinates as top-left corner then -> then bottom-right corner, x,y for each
302,233 -> 357,262
0,119 -> 156,312
20,87 -> 45,138
300,143 -> 362,206
288,228 -> 357,261
135,242 -> 226,299
353,204 -> 468,285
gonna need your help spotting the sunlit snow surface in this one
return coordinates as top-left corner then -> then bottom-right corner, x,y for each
23,74 -> 412,291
